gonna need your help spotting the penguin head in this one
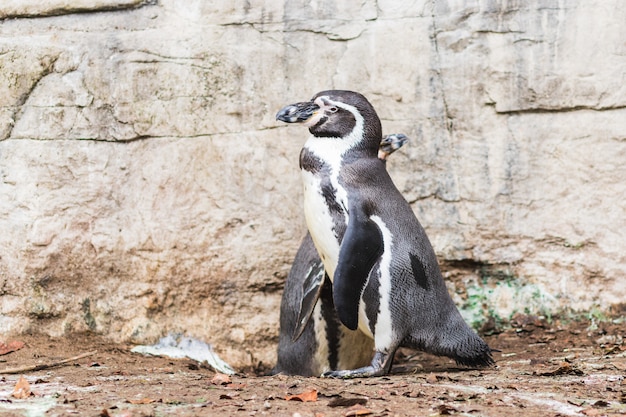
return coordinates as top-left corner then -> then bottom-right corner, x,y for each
276,90 -> 382,152
378,133 -> 409,160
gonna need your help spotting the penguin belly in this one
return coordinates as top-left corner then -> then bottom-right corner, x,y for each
301,169 -> 342,280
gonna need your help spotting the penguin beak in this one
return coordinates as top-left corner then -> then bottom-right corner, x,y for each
276,101 -> 319,124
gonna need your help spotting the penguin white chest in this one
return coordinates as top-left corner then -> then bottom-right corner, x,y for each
301,169 -> 343,280
300,136 -> 352,282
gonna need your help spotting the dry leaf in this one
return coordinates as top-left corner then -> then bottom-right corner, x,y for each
581,408 -> 602,417
12,376 -> 31,399
426,373 -> 438,384
128,398 -> 156,404
211,373 -> 232,385
0,341 -> 25,356
535,362 -> 584,376
402,390 -> 424,398
344,404 -> 373,416
285,389 -> 318,402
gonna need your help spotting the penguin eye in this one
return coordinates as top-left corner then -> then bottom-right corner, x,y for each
328,106 -> 338,113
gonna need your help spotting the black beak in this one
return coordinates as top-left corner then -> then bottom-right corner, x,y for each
276,101 -> 319,123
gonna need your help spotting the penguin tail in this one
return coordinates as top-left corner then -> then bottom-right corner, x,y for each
450,338 -> 495,368
414,314 -> 496,368
444,320 -> 495,368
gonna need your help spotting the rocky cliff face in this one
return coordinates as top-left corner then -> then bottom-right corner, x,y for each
1,0 -> 624,368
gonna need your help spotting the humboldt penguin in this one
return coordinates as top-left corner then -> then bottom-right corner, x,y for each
273,134 -> 408,377
276,90 -> 494,378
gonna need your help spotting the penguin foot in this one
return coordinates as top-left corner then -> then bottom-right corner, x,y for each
321,351 -> 393,379
322,366 -> 384,379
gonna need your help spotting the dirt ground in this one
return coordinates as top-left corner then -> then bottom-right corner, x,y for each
0,316 -> 624,417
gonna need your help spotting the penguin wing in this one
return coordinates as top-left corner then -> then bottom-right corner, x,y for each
292,261 -> 325,342
333,206 -> 383,330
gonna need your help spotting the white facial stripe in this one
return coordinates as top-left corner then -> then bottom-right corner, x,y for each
309,96 -> 366,153
370,215 -> 395,351
314,96 -> 327,108
302,110 -> 323,128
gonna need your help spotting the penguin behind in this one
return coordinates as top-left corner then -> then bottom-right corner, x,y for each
273,134 -> 409,377
276,91 -> 494,378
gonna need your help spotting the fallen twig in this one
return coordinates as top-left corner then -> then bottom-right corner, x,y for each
0,350 -> 97,375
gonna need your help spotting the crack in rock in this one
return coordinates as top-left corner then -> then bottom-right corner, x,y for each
3,54 -> 59,141
0,0 -> 157,20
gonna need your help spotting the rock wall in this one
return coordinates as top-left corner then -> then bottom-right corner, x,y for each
1,0 -> 624,368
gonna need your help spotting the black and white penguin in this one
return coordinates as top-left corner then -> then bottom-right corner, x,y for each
273,233 -> 374,376
273,134 -> 408,377
378,133 -> 408,160
276,90 -> 494,378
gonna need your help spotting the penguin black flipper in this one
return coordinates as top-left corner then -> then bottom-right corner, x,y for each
292,262 -> 325,342
333,205 -> 384,330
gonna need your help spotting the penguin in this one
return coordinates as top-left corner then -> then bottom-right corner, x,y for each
276,90 -> 494,378
378,133 -> 408,160
273,233 -> 374,376
273,134 -> 408,377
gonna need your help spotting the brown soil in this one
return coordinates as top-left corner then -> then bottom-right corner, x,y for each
0,316 -> 624,417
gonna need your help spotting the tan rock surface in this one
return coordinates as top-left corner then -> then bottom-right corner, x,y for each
0,1 -> 624,368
